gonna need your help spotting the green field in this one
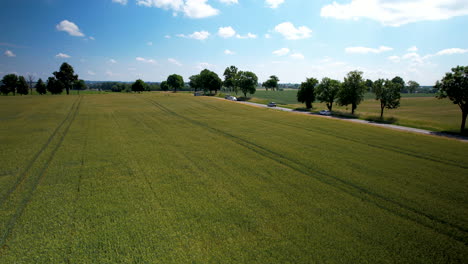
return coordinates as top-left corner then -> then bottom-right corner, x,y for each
1,93 -> 467,263
250,90 -> 461,132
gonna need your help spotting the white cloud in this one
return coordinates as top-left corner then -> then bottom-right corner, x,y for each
218,26 -> 236,38
236,33 -> 257,39
109,59 -> 117,64
224,49 -> 235,55
136,57 -> 156,64
4,50 -> 16,57
290,53 -> 305,60
168,58 -> 182,66
137,0 -> 219,19
436,48 -> 468,56
320,0 -> 468,27
177,30 -> 210,40
112,0 -> 128,5
56,53 -> 71,58
164,35 -> 171,39
147,41 -> 153,46
87,70 -> 96,75
89,36 -> 95,40
274,22 -> 312,40
219,0 -> 238,4
266,0 -> 284,9
407,46 -> 418,52
345,46 -> 393,54
387,55 -> 401,63
273,48 -> 290,56
56,20 -> 85,37
265,33 -> 272,39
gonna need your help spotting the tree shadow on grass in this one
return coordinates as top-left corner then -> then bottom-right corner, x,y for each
365,116 -> 398,124
431,130 -> 468,141
330,111 -> 359,119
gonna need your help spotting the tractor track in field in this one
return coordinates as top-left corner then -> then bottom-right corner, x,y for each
197,98 -> 468,170
143,97 -> 468,245
0,97 -> 82,207
0,96 -> 82,250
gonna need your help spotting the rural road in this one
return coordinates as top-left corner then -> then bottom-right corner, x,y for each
230,100 -> 468,143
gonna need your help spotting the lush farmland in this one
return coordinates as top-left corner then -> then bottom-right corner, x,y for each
0,93 -> 467,263
250,90 -> 461,132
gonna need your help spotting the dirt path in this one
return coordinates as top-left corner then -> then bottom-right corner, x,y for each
220,99 -> 468,143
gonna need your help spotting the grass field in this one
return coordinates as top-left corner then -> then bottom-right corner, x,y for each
1,93 -> 467,263
250,90 -> 461,132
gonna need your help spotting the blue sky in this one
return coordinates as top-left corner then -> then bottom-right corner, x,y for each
0,0 -> 467,85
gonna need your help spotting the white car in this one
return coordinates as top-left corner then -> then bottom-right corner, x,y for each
319,110 -> 331,116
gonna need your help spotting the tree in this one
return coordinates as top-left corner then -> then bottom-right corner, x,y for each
53,62 -> 78,95
46,77 -> 64,94
297,78 -> 318,109
35,78 -> 47,95
167,74 -> 184,92
316,77 -> 341,111
74,79 -> 87,94
1,74 -> 18,95
199,69 -> 222,95
407,80 -> 419,93
262,75 -> 279,91
337,70 -> 366,114
435,66 -> 468,134
365,79 -> 373,92
27,75 -> 35,95
391,76 -> 405,92
160,81 -> 169,91
373,79 -> 401,119
17,76 -> 29,95
223,65 -> 238,94
131,79 -> 146,93
237,71 -> 258,98
189,74 -> 201,92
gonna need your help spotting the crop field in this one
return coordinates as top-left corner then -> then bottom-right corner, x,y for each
0,93 -> 467,263
251,90 -> 461,132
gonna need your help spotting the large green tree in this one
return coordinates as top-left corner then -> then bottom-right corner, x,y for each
262,75 -> 279,91
316,77 -> 341,111
189,74 -> 201,92
223,65 -> 238,94
337,70 -> 366,114
35,78 -> 47,95
237,71 -> 258,98
407,80 -> 420,93
46,77 -> 64,94
373,79 -> 401,119
53,62 -> 78,95
391,76 -> 405,92
167,74 -> 184,93
365,79 -> 374,92
1,74 -> 18,95
199,69 -> 222,95
297,78 -> 318,109
74,79 -> 87,91
17,76 -> 29,95
435,66 -> 468,134
132,79 -> 146,93
160,81 -> 169,91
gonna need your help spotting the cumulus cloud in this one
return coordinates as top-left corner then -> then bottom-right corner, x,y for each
273,48 -> 290,56
219,0 -> 238,4
345,46 -> 393,54
4,50 -> 16,57
236,33 -> 257,39
320,0 -> 468,27
274,22 -> 312,40
136,57 -> 156,64
168,58 -> 182,66
177,30 -> 210,40
56,20 -> 85,37
387,55 -> 401,63
290,53 -> 305,60
112,0 -> 128,5
56,53 -> 71,58
266,0 -> 284,8
224,49 -> 235,55
436,48 -> 468,56
218,26 -> 236,38
137,0 -> 219,19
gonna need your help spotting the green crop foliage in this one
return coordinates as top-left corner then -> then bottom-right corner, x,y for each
0,93 -> 467,263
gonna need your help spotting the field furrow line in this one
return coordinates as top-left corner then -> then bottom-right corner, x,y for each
0,96 -> 82,207
198,98 -> 468,169
146,97 -> 468,245
0,96 -> 82,250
